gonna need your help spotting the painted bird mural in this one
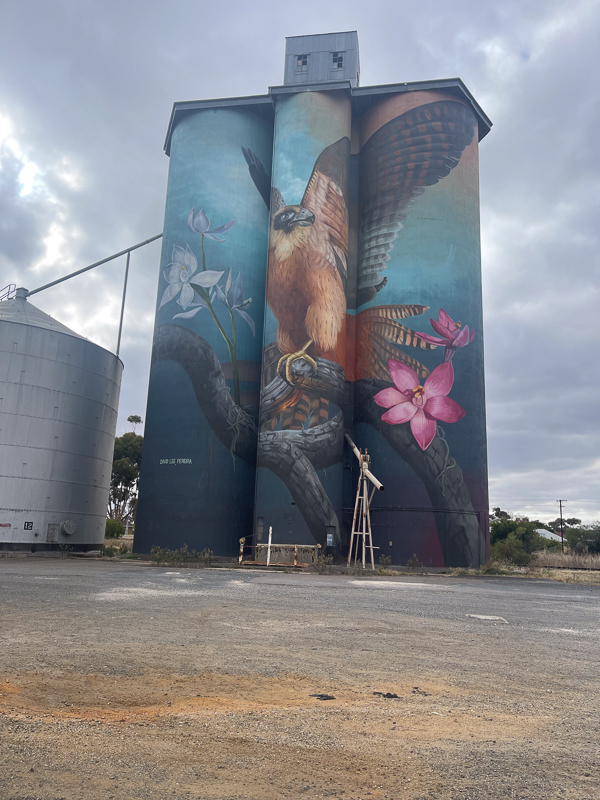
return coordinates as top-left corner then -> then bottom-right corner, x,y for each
243,137 -> 350,385
243,99 -> 477,428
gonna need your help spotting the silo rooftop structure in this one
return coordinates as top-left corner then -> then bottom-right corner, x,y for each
137,31 -> 492,568
0,289 -> 122,550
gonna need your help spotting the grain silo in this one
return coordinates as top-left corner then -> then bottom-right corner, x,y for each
134,102 -> 272,556
0,288 -> 122,550
136,30 -> 492,568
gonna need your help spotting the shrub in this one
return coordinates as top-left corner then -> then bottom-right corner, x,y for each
315,554 -> 333,574
538,536 -> 562,551
491,532 -> 532,566
105,519 -> 125,539
102,545 -> 118,557
406,553 -> 424,573
378,554 -> 392,568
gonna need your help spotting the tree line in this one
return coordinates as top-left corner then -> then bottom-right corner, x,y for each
489,507 -> 600,565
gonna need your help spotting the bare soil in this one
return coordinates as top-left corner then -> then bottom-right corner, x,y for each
1,561 -> 599,800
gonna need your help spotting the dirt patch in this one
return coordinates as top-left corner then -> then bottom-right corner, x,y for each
1,669 -> 547,800
1,562 -> 599,799
1,670 -> 518,736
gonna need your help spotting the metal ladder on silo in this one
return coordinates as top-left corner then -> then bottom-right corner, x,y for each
0,284 -> 16,301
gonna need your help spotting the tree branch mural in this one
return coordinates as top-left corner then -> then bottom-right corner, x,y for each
152,323 -> 479,565
145,98 -> 487,567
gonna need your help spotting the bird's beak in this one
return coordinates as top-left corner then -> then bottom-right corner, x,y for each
295,208 -> 315,227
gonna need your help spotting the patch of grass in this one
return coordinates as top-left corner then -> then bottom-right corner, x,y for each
102,538 -> 133,556
447,560 -> 513,577
150,545 -> 214,568
446,558 -> 600,584
528,568 -> 600,585
482,560 -> 510,575
532,551 -> 600,571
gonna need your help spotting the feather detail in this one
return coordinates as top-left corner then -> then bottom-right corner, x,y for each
357,101 -> 477,300
241,146 -> 285,213
358,304 -> 429,321
354,303 -> 431,382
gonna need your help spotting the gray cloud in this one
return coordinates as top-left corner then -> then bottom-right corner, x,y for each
0,146 -> 58,270
0,0 -> 598,522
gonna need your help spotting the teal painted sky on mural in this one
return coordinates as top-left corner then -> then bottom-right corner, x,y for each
157,108 -> 273,367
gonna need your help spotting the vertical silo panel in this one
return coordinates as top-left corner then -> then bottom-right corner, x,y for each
353,91 -> 488,568
135,108 -> 273,556
254,90 -> 352,552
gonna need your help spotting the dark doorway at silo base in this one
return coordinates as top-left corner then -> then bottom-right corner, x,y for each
0,542 -> 103,553
341,506 -> 485,569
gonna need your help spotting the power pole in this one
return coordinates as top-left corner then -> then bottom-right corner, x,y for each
557,499 -> 567,553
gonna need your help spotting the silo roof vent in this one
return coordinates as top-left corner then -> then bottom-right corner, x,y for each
284,31 -> 360,88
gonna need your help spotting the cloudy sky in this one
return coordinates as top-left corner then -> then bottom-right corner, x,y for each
1,0 -> 598,523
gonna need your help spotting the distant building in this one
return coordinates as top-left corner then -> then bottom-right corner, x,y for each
536,529 -> 563,543
135,31 -> 492,568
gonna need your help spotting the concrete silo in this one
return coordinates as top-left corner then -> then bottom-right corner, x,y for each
0,288 -> 122,550
134,106 -> 272,556
135,30 -> 492,568
254,88 -> 352,551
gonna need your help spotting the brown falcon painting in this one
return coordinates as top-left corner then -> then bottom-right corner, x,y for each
243,138 -> 350,384
243,99 -> 477,425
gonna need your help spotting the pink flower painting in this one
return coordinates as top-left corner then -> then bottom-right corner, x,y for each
374,359 -> 465,451
416,309 -> 475,362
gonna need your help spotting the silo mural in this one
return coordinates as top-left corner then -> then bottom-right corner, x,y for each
251,90 -> 352,550
135,31 -> 491,566
135,108 -> 273,556
349,93 -> 488,567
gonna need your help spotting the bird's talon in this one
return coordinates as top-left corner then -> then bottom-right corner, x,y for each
278,343 -> 317,384
277,354 -> 288,378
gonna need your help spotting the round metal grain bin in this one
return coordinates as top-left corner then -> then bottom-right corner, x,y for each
0,289 -> 122,550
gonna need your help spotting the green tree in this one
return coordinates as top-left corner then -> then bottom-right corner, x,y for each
105,519 -> 125,539
108,431 -> 143,523
491,507 -> 511,520
491,532 -> 532,566
489,515 -> 552,563
564,523 -> 600,553
127,414 -> 143,433
548,517 -> 581,532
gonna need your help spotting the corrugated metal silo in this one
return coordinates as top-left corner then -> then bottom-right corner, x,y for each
0,288 -> 122,550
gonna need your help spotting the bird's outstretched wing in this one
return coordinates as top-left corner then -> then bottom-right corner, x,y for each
302,137 -> 351,282
355,304 -> 432,382
241,147 -> 285,212
357,101 -> 477,306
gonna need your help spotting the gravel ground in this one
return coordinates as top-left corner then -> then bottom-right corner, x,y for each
0,559 -> 599,800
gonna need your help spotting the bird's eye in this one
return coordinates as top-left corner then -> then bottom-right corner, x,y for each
281,212 -> 292,220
